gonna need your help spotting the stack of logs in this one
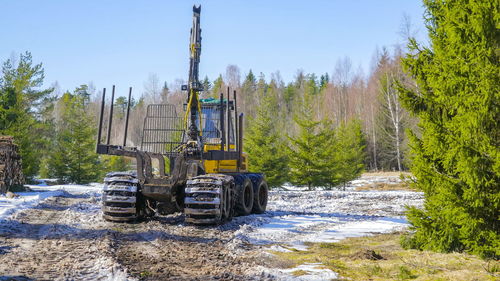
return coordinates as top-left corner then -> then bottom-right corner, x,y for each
0,136 -> 24,193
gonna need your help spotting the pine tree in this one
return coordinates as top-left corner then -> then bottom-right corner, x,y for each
0,52 -> 54,180
399,0 -> 499,258
245,91 -> 289,188
47,89 -> 101,183
115,96 -> 128,118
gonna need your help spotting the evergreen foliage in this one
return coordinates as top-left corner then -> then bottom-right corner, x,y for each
0,52 -> 54,180
102,155 -> 131,175
245,90 -> 289,188
398,0 -> 499,258
201,76 -> 211,95
46,89 -> 101,183
286,88 -> 366,190
331,120 -> 365,189
287,95 -> 333,190
319,72 -> 329,90
211,75 -> 224,98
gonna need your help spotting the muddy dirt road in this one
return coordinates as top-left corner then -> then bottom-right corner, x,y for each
0,175 -> 423,280
0,192 -> 273,281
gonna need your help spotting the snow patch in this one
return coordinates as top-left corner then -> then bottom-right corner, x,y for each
0,183 -> 103,221
281,263 -> 338,280
0,190 -> 65,219
90,255 -> 137,281
28,183 -> 102,194
244,214 -> 407,251
239,175 -> 422,280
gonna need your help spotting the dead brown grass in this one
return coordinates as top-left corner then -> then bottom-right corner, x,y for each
362,171 -> 411,177
271,232 -> 499,281
355,182 -> 417,192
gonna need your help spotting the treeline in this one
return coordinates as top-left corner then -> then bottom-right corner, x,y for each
200,47 -> 416,188
0,46 -> 415,187
0,53 -> 128,183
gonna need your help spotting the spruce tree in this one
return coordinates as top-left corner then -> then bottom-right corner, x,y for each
47,90 -> 101,183
287,94 -> 330,190
331,120 -> 365,189
201,76 -> 211,96
399,0 -> 499,258
245,91 -> 289,188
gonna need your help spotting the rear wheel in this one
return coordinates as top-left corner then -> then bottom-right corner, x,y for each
252,179 -> 268,214
184,174 -> 233,224
222,181 -> 234,222
235,177 -> 254,216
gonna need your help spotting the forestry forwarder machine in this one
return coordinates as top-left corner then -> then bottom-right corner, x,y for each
95,6 -> 268,225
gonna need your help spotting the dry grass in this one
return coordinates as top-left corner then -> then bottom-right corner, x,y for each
290,269 -> 308,276
271,232 -> 499,280
362,171 -> 411,177
355,182 -> 417,192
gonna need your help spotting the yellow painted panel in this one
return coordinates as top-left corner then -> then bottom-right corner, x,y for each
202,144 -> 247,173
203,143 -> 236,152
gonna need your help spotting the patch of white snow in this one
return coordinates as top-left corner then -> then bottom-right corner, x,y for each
280,263 -> 338,281
0,190 -> 65,219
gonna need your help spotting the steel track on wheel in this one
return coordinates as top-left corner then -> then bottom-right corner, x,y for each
184,174 -> 233,225
102,172 -> 139,222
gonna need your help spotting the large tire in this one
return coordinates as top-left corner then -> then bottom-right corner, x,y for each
184,174 -> 233,224
102,172 -> 141,222
252,179 -> 268,214
235,177 -> 254,216
222,181 -> 234,222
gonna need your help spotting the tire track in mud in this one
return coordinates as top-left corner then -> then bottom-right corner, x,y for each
0,194 -> 274,281
0,195 -> 129,281
107,217 -> 273,280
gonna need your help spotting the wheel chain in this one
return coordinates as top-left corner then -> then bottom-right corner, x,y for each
184,174 -> 234,225
102,172 -> 139,222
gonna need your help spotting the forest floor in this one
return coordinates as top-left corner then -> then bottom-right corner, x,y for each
272,233 -> 498,281
1,172 -> 486,280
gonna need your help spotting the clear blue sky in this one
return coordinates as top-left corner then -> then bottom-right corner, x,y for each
0,0 -> 427,96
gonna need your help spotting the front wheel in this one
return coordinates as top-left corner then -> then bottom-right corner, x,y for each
102,172 -> 141,222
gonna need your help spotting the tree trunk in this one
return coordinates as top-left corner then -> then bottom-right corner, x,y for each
371,105 -> 378,171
